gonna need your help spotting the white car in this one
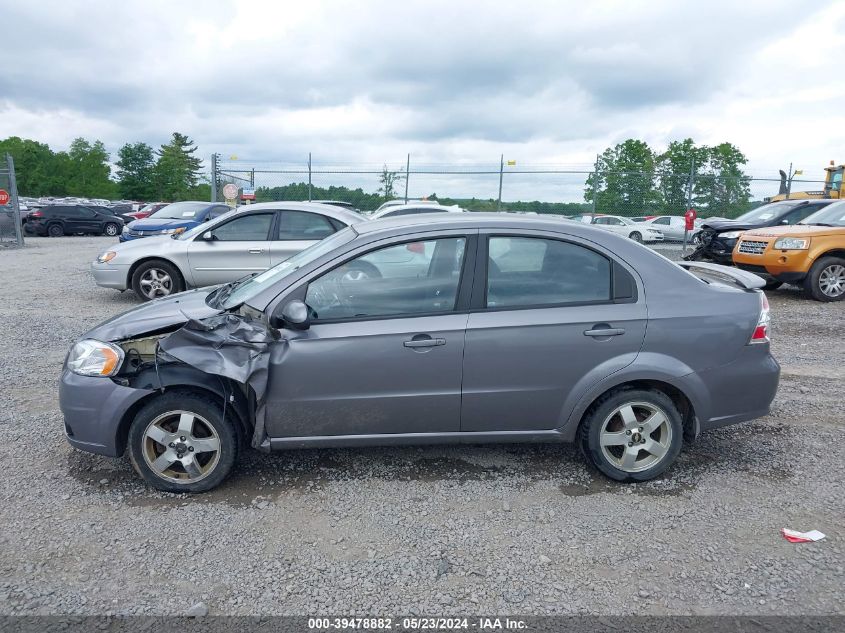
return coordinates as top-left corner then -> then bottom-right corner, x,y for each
574,214 -> 663,243
640,215 -> 705,241
373,199 -> 442,214
91,202 -> 365,301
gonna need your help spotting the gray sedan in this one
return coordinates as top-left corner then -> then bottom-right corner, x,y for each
92,202 -> 365,300
61,213 -> 779,492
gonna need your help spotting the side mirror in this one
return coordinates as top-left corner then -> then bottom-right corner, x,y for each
270,299 -> 310,330
781,219 -> 789,225
202,231 -> 215,241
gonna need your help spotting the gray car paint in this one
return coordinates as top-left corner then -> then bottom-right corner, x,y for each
61,213 -> 779,458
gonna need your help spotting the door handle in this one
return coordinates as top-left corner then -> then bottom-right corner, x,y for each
584,327 -> 625,337
404,338 -> 446,348
248,248 -> 265,254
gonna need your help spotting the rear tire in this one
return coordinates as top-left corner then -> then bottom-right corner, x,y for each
103,222 -> 120,237
47,223 -> 64,237
629,231 -> 643,243
578,388 -> 683,482
803,256 -> 845,301
128,391 -> 238,493
131,259 -> 184,301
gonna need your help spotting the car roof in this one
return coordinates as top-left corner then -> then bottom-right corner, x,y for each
222,200 -> 366,224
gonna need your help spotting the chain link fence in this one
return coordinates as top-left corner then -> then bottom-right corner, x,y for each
0,154 -> 25,247
211,155 -> 831,219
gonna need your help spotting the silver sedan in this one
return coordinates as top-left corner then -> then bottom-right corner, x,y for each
92,202 -> 365,301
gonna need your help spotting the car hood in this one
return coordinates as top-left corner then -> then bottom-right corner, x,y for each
127,217 -> 199,231
742,224 -> 845,239
700,219 -> 767,233
84,288 -> 222,342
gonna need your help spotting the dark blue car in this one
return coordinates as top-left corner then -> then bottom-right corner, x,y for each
120,201 -> 232,242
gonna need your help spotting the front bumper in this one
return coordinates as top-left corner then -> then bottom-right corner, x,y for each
59,369 -> 153,457
91,261 -> 131,290
734,263 -> 806,284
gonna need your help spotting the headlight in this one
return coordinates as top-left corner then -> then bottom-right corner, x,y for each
153,227 -> 185,235
67,339 -> 124,377
774,237 -> 809,250
97,251 -> 117,263
720,231 -> 743,239
122,225 -> 129,234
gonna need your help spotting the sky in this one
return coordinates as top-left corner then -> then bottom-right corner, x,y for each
1,0 -> 844,201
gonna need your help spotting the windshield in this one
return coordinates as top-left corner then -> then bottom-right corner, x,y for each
799,201 -> 845,227
150,202 -> 209,220
734,201 -> 800,223
217,227 -> 357,309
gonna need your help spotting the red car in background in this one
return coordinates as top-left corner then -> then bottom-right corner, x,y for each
124,202 -> 168,221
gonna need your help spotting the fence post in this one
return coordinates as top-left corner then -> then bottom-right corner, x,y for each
210,153 -> 218,202
250,168 -> 255,188
404,154 -> 410,204
683,157 -> 696,252
7,154 -> 24,246
308,152 -> 312,202
591,154 -> 600,214
497,154 -> 504,211
786,162 -> 793,199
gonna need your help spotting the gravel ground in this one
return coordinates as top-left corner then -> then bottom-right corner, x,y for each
0,236 -> 843,616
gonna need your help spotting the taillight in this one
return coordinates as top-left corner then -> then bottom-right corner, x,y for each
30,211 -> 42,218
406,242 -> 425,254
749,292 -> 770,344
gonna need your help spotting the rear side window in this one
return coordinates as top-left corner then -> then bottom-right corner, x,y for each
277,211 -> 336,240
486,237 -> 611,308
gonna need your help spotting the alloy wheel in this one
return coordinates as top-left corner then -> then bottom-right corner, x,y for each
104,223 -> 119,236
819,264 -> 845,298
598,401 -> 673,473
141,411 -> 221,484
139,268 -> 173,299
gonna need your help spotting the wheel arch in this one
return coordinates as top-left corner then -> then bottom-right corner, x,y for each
560,365 -> 706,444
127,256 -> 187,292
115,365 -> 251,456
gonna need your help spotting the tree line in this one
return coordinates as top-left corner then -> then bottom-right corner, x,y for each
585,138 -> 753,217
0,133 -> 209,202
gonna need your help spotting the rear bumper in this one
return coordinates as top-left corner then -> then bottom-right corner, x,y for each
59,368 -> 152,457
91,261 -> 131,290
694,346 -> 780,432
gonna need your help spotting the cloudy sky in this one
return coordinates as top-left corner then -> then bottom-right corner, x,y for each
1,0 -> 844,201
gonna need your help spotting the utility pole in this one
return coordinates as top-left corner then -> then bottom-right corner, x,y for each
308,152 -> 313,202
592,154 -> 600,214
404,153 -> 410,204
7,154 -> 24,246
210,153 -> 218,202
497,154 -> 504,211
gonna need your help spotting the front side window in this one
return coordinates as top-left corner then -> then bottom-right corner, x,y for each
305,237 -> 466,320
653,217 -> 670,225
209,213 -> 273,241
278,211 -> 336,240
486,236 -> 611,308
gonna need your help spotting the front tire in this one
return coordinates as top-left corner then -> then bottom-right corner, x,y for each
131,260 -> 184,301
103,222 -> 120,237
629,231 -> 643,243
579,388 -> 683,482
128,392 -> 238,493
803,256 -> 845,301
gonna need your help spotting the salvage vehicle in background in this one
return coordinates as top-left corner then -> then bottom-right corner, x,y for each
572,213 -> 663,242
93,202 -> 364,300
370,203 -> 465,220
733,200 -> 845,300
62,213 -> 779,492
120,202 -> 232,241
684,199 -> 835,264
24,205 -> 125,237
641,215 -> 704,241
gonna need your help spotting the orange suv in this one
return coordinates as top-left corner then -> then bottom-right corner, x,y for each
733,201 -> 845,301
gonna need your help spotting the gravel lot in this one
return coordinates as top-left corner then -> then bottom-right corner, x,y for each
0,236 -> 843,616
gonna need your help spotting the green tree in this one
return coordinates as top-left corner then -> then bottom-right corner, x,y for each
115,142 -> 156,200
377,164 -> 404,200
585,139 -> 659,215
655,138 -> 709,213
66,138 -> 116,198
696,142 -> 752,217
0,136 -> 65,196
155,133 -> 203,201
